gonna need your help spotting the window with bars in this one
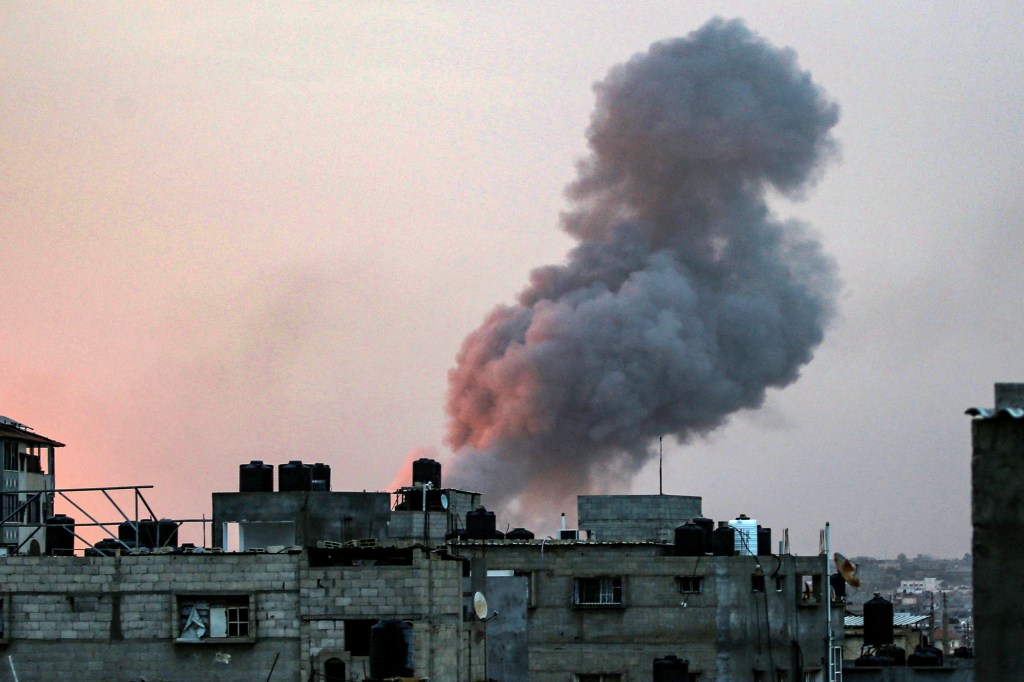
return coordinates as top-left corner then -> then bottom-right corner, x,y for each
175,594 -> 254,642
677,576 -> 703,594
573,576 -> 623,606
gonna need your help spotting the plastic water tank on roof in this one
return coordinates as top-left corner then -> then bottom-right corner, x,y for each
729,515 -> 758,555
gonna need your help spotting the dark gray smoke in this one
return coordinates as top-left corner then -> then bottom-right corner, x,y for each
443,18 -> 839,523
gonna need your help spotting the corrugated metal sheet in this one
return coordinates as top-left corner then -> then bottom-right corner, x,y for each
0,423 -> 65,447
844,612 -> 929,628
966,407 -> 1024,419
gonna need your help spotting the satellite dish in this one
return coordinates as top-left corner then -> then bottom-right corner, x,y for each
440,493 -> 449,510
834,552 -> 861,588
473,592 -> 489,620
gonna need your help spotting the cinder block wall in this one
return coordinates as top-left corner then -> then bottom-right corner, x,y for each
0,549 -> 470,681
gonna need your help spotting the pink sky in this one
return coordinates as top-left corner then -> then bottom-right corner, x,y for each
3,3 -> 1023,557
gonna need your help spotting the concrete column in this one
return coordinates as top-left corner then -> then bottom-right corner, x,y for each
971,382 -> 1024,678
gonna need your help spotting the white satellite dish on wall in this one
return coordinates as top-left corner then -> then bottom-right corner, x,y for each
473,591 -> 488,620
440,493 -> 449,510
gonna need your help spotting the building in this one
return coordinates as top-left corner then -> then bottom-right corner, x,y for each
0,417 -> 61,555
0,423 -> 841,681
968,382 -> 1024,679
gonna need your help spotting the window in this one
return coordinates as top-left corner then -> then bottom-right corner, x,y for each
751,574 -> 766,593
175,594 -> 254,642
576,675 -> 621,682
775,575 -> 785,592
1,495 -> 19,523
324,658 -> 346,682
0,594 -> 8,643
799,574 -> 822,605
573,577 -> 622,606
677,576 -> 703,594
345,619 -> 374,656
2,443 -> 16,471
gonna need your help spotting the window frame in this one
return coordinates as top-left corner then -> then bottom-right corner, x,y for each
677,575 -> 703,594
573,576 -> 624,608
798,574 -> 823,606
173,593 -> 255,644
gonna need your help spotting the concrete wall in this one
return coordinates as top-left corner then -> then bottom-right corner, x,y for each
455,540 -> 832,682
971,383 -> 1024,681
578,494 -> 702,542
0,548 -> 472,681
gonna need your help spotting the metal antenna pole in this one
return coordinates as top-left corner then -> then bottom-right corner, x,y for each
659,436 -> 663,495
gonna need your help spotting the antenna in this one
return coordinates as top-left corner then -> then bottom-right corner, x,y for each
659,436 -> 663,495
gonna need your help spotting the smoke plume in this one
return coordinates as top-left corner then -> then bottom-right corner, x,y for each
443,19 -> 840,524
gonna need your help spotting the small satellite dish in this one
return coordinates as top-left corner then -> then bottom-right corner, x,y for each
473,592 -> 488,620
440,493 -> 449,510
833,552 -> 861,588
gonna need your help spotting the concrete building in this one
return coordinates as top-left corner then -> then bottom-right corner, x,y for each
0,544 -> 476,681
0,417 -> 61,555
455,495 -> 837,682
968,382 -> 1024,680
0,421 -> 846,681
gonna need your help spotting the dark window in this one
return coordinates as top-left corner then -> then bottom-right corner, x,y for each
344,619 -> 374,656
576,675 -> 622,682
678,576 -> 703,594
752,574 -> 766,593
324,658 -> 346,682
775,575 -> 785,592
799,574 -> 822,605
2,443 -> 16,471
1,495 -> 19,523
574,577 -> 622,606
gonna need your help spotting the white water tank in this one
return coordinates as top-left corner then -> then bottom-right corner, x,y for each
729,515 -> 758,556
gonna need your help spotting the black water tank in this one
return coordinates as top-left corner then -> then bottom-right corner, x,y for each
712,522 -> 735,556
239,460 -> 273,492
757,526 -> 772,555
877,644 -> 906,666
369,619 -> 414,678
411,458 -> 442,489
863,594 -> 894,646
908,644 -> 942,667
157,519 -> 179,549
466,507 -> 496,540
118,520 -> 138,543
279,460 -> 312,492
691,517 -> 713,552
45,514 -> 75,556
311,463 -> 331,491
136,519 -> 177,549
674,523 -> 705,556
653,655 -> 689,682
506,527 -> 535,540
91,538 -> 130,556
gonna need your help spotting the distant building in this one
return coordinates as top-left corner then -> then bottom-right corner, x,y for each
0,416 -> 61,555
